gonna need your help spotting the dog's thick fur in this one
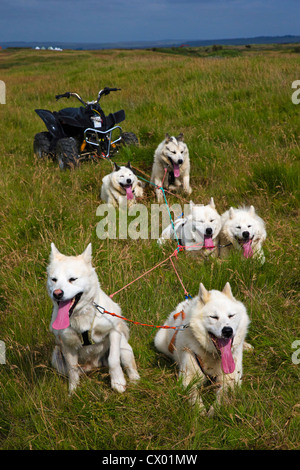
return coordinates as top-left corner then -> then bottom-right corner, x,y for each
159,198 -> 221,258
150,133 -> 192,203
219,205 -> 267,263
101,162 -> 144,208
47,243 -> 140,394
154,282 -> 250,415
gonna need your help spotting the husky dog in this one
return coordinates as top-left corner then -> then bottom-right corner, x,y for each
219,206 -> 267,263
159,198 -> 221,257
154,282 -> 250,415
47,243 -> 140,394
150,133 -> 192,203
101,162 -> 144,208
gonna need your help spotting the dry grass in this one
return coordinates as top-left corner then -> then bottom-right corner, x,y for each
0,47 -> 299,450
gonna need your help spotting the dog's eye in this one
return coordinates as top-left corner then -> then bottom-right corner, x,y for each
51,277 -> 57,283
228,314 -> 235,319
248,225 -> 252,228
210,315 -> 218,320
210,219 -> 214,223
236,226 -> 241,229
69,277 -> 77,283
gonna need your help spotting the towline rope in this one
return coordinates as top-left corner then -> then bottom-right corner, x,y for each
92,302 -> 188,331
109,247 -> 186,298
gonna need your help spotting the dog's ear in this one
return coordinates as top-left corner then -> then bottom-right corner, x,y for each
222,282 -> 235,300
249,205 -> 256,216
165,133 -> 171,143
209,197 -> 215,209
229,207 -> 235,219
50,243 -> 62,259
198,283 -> 210,304
176,133 -> 184,142
113,162 -> 120,172
81,243 -> 92,264
127,161 -> 137,175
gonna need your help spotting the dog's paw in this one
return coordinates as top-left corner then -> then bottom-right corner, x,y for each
68,381 -> 79,395
111,379 -> 127,393
243,341 -> 254,352
128,371 -> 140,382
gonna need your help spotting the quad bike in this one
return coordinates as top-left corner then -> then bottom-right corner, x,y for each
34,87 -> 138,169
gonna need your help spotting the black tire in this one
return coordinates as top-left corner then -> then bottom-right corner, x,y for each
33,132 -> 53,159
120,132 -> 139,147
56,138 -> 79,170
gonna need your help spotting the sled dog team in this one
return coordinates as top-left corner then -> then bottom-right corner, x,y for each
48,133 -> 267,415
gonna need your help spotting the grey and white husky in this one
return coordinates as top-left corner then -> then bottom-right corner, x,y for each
150,133 -> 192,203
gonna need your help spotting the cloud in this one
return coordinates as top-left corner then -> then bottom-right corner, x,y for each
0,0 -> 298,43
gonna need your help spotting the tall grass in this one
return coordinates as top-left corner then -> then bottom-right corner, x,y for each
0,48 -> 299,450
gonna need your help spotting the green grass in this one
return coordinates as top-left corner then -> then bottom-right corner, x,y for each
0,47 -> 299,450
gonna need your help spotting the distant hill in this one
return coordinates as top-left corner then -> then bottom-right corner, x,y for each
1,35 -> 300,50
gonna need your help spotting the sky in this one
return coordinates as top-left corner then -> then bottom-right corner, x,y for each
0,0 -> 299,45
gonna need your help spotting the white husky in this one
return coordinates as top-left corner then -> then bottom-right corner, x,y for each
101,162 -> 144,208
159,198 -> 221,257
47,243 -> 140,394
219,206 -> 267,263
150,133 -> 192,203
154,282 -> 250,415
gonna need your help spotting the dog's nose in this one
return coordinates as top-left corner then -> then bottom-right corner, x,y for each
178,159 -> 183,165
206,227 -> 213,235
242,231 -> 250,239
126,178 -> 132,184
53,289 -> 64,300
222,326 -> 233,338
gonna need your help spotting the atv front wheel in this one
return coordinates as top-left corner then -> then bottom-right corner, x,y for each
34,132 -> 54,159
120,132 -> 139,147
56,138 -> 79,170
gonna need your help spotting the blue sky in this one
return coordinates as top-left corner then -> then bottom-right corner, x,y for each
0,0 -> 298,44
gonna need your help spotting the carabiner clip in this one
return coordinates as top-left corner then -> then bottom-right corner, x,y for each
92,302 -> 105,315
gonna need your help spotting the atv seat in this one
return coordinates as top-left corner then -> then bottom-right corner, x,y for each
55,107 -> 125,131
55,107 -> 93,128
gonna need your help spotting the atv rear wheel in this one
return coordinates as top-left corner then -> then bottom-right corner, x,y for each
56,138 -> 79,170
34,132 -> 54,159
120,132 -> 139,147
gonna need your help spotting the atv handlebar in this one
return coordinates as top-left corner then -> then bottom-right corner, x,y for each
55,87 -> 121,106
55,92 -> 71,100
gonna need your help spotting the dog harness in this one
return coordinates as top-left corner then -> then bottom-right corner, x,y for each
168,310 -> 186,353
167,310 -> 212,379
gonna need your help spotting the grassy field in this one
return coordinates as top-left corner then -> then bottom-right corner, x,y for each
0,46 -> 299,450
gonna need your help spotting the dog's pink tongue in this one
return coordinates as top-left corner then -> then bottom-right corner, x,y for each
173,164 -> 180,178
217,337 -> 235,374
52,300 -> 72,330
243,239 -> 253,258
204,236 -> 214,249
125,186 -> 134,200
